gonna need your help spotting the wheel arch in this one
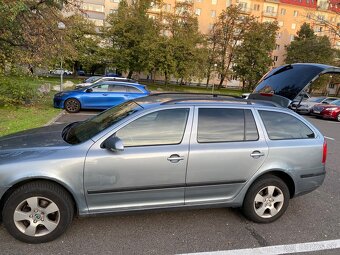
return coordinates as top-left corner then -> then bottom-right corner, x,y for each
0,178 -> 79,221
250,170 -> 296,199
63,97 -> 82,109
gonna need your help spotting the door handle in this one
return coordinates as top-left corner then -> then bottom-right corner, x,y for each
250,151 -> 265,158
167,154 -> 184,163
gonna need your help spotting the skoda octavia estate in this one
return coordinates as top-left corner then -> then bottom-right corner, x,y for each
0,63 -> 339,243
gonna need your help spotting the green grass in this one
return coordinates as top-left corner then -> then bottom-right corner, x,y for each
0,76 -> 243,137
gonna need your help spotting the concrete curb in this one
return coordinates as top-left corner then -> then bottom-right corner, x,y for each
44,110 -> 66,126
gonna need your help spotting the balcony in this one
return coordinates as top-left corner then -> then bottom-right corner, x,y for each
262,11 -> 278,18
239,7 -> 252,14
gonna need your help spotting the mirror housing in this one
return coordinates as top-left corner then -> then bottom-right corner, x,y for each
85,88 -> 93,93
101,136 -> 124,152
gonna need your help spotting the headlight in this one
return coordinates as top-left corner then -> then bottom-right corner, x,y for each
326,107 -> 337,111
54,92 -> 67,97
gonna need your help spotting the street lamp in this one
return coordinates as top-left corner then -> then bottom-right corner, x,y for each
58,22 -> 66,91
212,63 -> 218,94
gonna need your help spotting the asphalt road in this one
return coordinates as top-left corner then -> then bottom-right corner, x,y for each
0,112 -> 339,255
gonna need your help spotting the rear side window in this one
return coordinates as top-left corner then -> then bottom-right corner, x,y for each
197,108 -> 259,143
259,110 -> 315,140
127,86 -> 142,93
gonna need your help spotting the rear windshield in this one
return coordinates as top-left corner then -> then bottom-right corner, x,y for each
62,101 -> 143,144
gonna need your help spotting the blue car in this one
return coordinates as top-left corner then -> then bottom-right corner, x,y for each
54,81 -> 150,113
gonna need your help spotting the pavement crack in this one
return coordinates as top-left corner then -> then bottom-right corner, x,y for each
245,225 -> 269,247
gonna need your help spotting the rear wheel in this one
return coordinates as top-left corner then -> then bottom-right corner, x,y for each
337,113 -> 340,122
64,98 -> 81,113
2,181 -> 74,243
242,175 -> 290,223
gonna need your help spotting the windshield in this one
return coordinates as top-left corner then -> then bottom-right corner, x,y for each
85,76 -> 102,83
62,101 -> 143,144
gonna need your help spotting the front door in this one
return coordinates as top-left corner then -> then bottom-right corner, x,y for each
84,107 -> 193,213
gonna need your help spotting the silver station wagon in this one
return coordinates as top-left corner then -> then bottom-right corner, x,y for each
0,63 -> 339,243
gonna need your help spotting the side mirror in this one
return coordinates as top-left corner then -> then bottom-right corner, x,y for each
101,136 -> 124,152
85,88 -> 93,93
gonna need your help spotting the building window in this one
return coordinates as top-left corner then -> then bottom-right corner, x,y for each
208,23 -> 214,30
293,10 -> 298,17
291,23 -> 296,29
290,34 -> 295,41
111,0 -> 120,3
318,15 -> 325,21
278,21 -> 284,27
195,8 -> 201,16
212,0 -> 217,5
239,2 -> 248,10
280,8 -> 286,15
253,4 -> 260,11
82,3 -> 104,12
276,44 -> 280,50
109,9 -> 117,14
211,10 -> 216,17
306,0 -> 310,3
329,84 -> 335,89
266,6 -> 274,13
273,56 -> 278,61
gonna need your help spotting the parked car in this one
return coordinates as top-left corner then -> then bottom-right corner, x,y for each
312,99 -> 340,121
49,68 -> 72,75
77,70 -> 85,76
0,63 -> 338,243
54,81 -> 150,113
241,93 -> 250,99
76,77 -> 138,89
290,97 -> 338,114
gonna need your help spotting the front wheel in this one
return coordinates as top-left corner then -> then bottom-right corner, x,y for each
2,181 -> 74,243
64,98 -> 81,113
242,175 -> 290,223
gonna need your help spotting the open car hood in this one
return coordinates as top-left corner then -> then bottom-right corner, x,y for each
249,63 -> 340,107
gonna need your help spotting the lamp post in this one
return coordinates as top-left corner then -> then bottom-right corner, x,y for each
212,63 -> 217,94
58,22 -> 66,91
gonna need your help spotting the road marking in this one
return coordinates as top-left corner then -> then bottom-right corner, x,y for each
325,136 -> 335,141
179,239 -> 340,255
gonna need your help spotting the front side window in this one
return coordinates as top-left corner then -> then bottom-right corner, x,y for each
259,110 -> 315,140
116,108 -> 189,147
92,84 -> 109,92
197,108 -> 259,143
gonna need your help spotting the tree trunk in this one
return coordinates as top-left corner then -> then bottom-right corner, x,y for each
218,74 -> 225,89
127,70 -> 133,79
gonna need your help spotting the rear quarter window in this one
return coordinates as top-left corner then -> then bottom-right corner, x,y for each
259,110 -> 315,140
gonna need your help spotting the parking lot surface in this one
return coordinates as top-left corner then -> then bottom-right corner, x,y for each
0,112 -> 339,255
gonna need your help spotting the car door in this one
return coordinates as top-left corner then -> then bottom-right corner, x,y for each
84,107 -> 193,213
81,84 -> 113,109
105,85 -> 130,108
185,106 -> 268,205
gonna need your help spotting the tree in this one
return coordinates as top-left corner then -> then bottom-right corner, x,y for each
233,21 -> 279,91
207,6 -> 254,88
285,23 -> 335,64
104,0 -> 160,78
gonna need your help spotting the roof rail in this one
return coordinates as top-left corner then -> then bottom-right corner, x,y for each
148,93 -> 281,107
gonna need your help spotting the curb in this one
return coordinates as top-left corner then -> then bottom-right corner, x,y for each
44,110 -> 66,126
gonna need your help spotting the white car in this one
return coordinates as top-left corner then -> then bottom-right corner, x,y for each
76,77 -> 137,88
49,68 -> 73,75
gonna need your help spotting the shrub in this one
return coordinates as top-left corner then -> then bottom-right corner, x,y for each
0,77 -> 38,106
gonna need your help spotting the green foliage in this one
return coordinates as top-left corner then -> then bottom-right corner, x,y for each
285,23 -> 335,64
0,76 -> 38,105
207,6 -> 255,87
233,21 -> 279,91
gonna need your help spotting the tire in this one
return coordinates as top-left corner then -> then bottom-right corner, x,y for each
2,181 -> 74,243
242,175 -> 290,223
64,98 -> 81,113
337,113 -> 340,122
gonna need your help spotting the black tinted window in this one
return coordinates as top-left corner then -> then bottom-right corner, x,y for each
259,110 -> 315,140
197,108 -> 258,143
116,109 -> 189,147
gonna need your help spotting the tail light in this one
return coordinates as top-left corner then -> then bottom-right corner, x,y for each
322,139 -> 327,164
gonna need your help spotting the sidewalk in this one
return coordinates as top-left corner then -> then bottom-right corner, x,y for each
46,110 -> 100,126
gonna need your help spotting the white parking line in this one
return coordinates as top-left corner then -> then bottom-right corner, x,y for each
325,136 -> 335,141
179,239 -> 340,255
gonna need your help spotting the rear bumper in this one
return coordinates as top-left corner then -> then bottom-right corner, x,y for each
294,170 -> 326,197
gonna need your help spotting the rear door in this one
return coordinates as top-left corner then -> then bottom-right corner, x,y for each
185,106 -> 268,204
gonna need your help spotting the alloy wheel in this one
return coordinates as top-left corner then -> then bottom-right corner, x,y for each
253,185 -> 284,218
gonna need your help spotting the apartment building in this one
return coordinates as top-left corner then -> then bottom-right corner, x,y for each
79,0 -> 339,68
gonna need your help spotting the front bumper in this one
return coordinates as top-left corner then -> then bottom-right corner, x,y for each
53,97 -> 64,109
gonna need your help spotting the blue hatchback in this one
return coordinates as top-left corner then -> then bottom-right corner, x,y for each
54,81 -> 150,113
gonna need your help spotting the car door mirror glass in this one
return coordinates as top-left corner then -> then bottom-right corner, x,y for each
102,136 -> 124,152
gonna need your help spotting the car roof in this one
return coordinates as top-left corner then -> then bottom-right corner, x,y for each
90,81 -> 143,88
134,93 -> 284,109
